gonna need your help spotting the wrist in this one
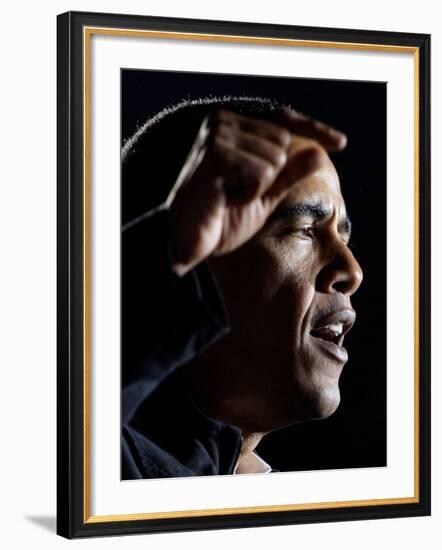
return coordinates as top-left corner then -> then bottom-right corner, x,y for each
166,206 -> 199,277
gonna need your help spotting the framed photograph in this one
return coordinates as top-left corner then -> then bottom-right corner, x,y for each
57,10 -> 431,538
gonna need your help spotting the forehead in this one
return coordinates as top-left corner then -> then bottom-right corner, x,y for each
280,147 -> 346,214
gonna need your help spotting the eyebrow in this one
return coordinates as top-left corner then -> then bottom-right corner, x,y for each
268,201 -> 352,239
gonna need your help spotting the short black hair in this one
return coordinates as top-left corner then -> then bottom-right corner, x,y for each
121,95 -> 291,225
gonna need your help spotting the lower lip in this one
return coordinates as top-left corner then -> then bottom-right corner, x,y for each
310,336 -> 348,363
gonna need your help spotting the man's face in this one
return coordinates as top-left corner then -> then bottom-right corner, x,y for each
196,138 -> 363,433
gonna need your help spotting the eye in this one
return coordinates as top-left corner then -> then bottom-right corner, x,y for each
300,226 -> 314,236
275,225 -> 315,239
295,226 -> 314,238
275,225 -> 308,237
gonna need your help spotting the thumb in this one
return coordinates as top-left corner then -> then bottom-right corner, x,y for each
262,147 -> 322,209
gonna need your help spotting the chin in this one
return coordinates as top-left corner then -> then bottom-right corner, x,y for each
312,385 -> 341,419
296,381 -> 341,421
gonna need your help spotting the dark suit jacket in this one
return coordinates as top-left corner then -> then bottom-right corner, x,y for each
122,207 -> 243,479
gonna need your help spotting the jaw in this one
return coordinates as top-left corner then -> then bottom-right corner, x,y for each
285,343 -> 345,422
307,381 -> 341,419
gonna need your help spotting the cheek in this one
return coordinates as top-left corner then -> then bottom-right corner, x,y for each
258,240 -> 316,302
257,244 -> 317,347
209,239 -> 316,332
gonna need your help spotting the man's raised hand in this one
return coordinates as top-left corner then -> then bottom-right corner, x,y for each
167,109 -> 346,276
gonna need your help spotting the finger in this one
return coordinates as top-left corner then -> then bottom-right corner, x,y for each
262,147 -> 322,210
211,108 -> 347,151
208,135 -> 277,205
211,110 -> 292,148
217,122 -> 288,169
273,108 -> 347,151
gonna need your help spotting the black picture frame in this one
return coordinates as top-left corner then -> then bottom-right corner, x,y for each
57,10 -> 431,539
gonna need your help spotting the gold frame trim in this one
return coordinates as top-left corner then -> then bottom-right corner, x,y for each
82,27 -> 421,524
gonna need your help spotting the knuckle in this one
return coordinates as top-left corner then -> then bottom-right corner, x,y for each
273,148 -> 288,168
217,121 -> 234,140
276,128 -> 292,147
309,118 -> 328,134
257,163 -> 275,186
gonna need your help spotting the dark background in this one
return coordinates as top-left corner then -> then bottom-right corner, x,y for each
121,69 -> 386,472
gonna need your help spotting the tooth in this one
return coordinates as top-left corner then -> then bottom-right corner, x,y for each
324,322 -> 343,335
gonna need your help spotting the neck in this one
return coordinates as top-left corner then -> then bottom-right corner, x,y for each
238,431 -> 264,461
176,368 -> 272,473
178,359 -> 275,432
234,431 -> 272,474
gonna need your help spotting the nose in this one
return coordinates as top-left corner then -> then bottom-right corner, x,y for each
316,239 -> 363,296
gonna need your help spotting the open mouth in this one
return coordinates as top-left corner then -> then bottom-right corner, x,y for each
309,309 -> 356,348
310,322 -> 345,346
310,317 -> 354,364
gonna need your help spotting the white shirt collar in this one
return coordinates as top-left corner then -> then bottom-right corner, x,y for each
234,451 -> 272,474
